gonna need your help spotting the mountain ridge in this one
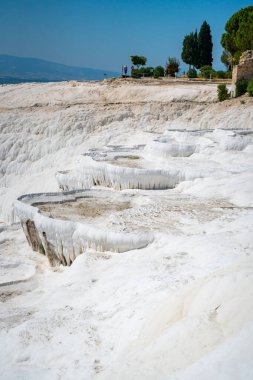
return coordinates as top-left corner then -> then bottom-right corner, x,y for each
0,55 -> 119,83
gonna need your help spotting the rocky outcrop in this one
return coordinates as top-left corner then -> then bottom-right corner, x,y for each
232,50 -> 253,83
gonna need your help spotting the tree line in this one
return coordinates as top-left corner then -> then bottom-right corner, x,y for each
128,6 -> 253,80
129,55 -> 179,78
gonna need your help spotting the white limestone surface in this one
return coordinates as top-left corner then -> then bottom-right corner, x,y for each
1,81 -> 253,380
14,190 -> 154,265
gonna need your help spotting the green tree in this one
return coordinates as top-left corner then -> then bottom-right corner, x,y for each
140,67 -> 154,77
130,56 -> 147,68
221,6 -> 253,62
131,69 -> 141,78
198,21 -> 213,67
165,58 -> 180,76
200,65 -> 216,79
187,68 -> 197,78
153,66 -> 164,78
181,31 -> 199,69
221,49 -> 233,71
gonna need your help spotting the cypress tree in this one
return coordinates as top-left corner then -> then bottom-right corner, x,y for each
192,30 -> 200,68
198,21 -> 213,67
181,31 -> 199,69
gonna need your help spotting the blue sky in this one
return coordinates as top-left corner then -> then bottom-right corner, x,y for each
0,0 -> 252,72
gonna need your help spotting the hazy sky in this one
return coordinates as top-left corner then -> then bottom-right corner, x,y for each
0,0 -> 252,72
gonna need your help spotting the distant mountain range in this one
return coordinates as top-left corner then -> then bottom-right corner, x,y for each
0,55 -> 119,83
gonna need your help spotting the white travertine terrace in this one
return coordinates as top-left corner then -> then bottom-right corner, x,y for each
14,128 -> 253,266
55,128 -> 253,192
14,190 -> 154,266
55,141 -> 196,192
56,157 -> 187,191
2,81 -> 253,380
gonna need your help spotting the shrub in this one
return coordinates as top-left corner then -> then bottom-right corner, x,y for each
143,67 -> 154,77
247,79 -> 253,96
235,78 -> 248,97
225,71 -> 232,79
200,65 -> 216,79
132,67 -> 154,78
153,66 -> 165,78
216,70 -> 227,79
217,84 -> 230,101
138,67 -> 154,77
187,68 -> 197,78
216,70 -> 232,79
131,69 -> 141,78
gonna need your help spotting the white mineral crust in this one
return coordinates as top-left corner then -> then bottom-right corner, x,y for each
0,80 -> 253,380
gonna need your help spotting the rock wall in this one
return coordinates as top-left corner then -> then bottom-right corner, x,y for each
232,50 -> 253,83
